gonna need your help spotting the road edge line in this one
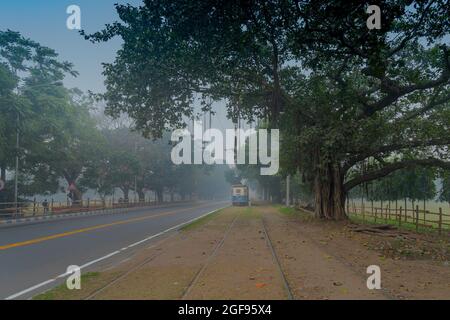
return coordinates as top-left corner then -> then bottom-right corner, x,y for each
4,204 -> 229,300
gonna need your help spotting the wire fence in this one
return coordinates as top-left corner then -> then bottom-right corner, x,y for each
346,198 -> 450,235
0,197 -> 175,220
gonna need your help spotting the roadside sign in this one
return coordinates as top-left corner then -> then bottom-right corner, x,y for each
0,179 -> 4,191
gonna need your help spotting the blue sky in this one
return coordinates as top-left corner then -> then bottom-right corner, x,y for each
0,0 -> 143,93
0,1 -> 235,131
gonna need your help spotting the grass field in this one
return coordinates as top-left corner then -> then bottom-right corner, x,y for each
348,199 -> 450,221
347,199 -> 450,233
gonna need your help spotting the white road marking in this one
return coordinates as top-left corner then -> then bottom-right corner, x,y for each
5,279 -> 56,300
4,204 -> 228,300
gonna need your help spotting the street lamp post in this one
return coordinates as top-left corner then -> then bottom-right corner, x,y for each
14,113 -> 19,216
134,142 -> 138,203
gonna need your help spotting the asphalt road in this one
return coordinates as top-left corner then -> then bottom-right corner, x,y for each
0,200 -> 229,299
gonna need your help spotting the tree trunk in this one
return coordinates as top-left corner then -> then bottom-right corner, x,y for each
263,187 -> 269,201
314,161 -> 347,220
272,179 -> 282,203
137,190 -> 145,202
64,173 -> 82,207
121,186 -> 129,203
156,189 -> 164,203
0,166 -> 6,203
0,166 -> 5,181
68,182 -> 82,207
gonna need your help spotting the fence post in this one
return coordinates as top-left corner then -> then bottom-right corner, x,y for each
388,200 -> 391,220
404,199 -> 407,222
371,200 -> 374,217
415,205 -> 419,232
33,197 -> 36,216
438,208 -> 442,236
362,201 -> 365,222
423,199 -> 426,222
395,200 -> 398,221
423,208 -> 427,230
51,198 -> 54,215
399,206 -> 402,227
87,198 -> 90,211
381,200 -> 383,219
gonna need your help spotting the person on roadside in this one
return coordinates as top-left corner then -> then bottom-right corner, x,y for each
42,199 -> 49,214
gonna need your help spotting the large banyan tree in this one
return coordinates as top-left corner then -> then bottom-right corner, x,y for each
84,0 -> 450,219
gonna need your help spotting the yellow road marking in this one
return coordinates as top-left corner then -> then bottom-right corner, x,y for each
0,203 -> 212,250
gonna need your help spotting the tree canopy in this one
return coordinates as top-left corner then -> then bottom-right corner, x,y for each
0,29 -> 232,206
84,0 -> 450,219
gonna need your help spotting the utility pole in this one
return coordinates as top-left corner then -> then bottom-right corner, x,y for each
134,141 -> 138,203
234,120 -> 238,165
134,177 -> 137,203
14,113 -> 19,215
286,175 -> 291,207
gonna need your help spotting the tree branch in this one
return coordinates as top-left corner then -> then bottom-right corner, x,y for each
387,0 -> 436,57
401,92 -> 450,121
343,138 -> 450,172
360,46 -> 450,118
344,158 -> 450,192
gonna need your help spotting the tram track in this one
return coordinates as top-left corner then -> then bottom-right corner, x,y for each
66,207 -> 296,300
181,214 -> 239,299
260,216 -> 295,300
84,209 -> 236,300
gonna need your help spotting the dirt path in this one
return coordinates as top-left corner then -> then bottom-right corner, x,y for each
268,207 -> 450,299
34,206 -> 450,300
261,207 -> 386,299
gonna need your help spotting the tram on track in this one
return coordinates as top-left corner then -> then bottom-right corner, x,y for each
231,184 -> 249,206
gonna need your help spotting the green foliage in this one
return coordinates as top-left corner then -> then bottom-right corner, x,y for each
80,127 -> 232,202
83,1 -> 450,217
0,29 -> 233,204
439,171 -> 450,204
352,167 -> 437,202
0,29 -> 82,201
